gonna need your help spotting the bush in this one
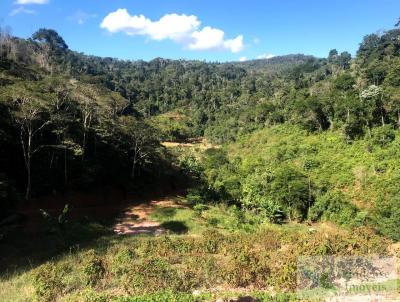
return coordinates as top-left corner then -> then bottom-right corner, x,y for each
374,196 -> 400,241
114,291 -> 210,302
186,187 -> 208,205
32,262 -> 69,302
308,191 -> 359,226
200,229 -> 225,254
122,258 -> 186,294
370,125 -> 396,147
242,165 -> 311,220
257,199 -> 285,224
224,247 -> 271,288
193,203 -> 209,216
81,250 -> 106,287
111,248 -> 136,276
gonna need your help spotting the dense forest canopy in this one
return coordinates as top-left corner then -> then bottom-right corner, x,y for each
1,24 -> 400,240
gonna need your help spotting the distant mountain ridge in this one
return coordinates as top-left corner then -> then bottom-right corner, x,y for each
233,54 -> 318,73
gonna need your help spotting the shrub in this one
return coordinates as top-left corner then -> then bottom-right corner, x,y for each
114,291 -> 210,302
81,250 -> 106,287
193,204 -> 209,216
257,199 -> 285,224
242,165 -> 311,220
370,125 -> 396,147
122,258 -> 186,294
308,191 -> 359,226
111,248 -> 136,276
224,247 -> 271,288
32,262 -> 69,302
374,196 -> 400,241
182,255 -> 220,288
63,289 -> 110,302
200,229 -> 225,254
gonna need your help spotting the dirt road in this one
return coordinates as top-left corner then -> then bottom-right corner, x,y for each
113,196 -> 186,235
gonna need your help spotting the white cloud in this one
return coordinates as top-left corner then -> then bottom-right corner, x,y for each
69,10 -> 97,25
239,56 -> 247,62
15,0 -> 48,4
253,37 -> 261,44
9,6 -> 36,16
100,9 -> 244,53
100,9 -> 199,41
188,27 -> 243,53
257,53 -> 275,59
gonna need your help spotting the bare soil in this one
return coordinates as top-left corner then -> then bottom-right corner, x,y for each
113,197 -> 187,235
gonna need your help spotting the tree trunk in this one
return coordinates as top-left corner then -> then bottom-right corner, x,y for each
64,146 -> 68,185
82,130 -> 87,160
24,132 -> 32,200
131,141 -> 139,180
25,156 -> 31,200
366,120 -> 372,137
308,176 -> 312,209
131,158 -> 136,180
398,111 -> 400,129
328,116 -> 334,130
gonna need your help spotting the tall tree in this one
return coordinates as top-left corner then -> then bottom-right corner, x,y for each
72,84 -> 100,160
10,90 -> 50,199
118,116 -> 159,180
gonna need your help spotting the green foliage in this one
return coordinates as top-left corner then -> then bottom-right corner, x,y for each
111,248 -> 136,277
5,219 -> 391,301
195,124 -> 400,239
32,262 -> 70,302
370,125 -> 396,147
374,196 -> 400,241
257,199 -> 285,224
81,250 -> 106,287
1,26 -> 400,212
121,257 -> 185,294
308,191 -> 360,226
178,153 -> 203,179
32,28 -> 68,51
40,203 -> 70,228
114,292 -> 210,302
39,203 -> 71,246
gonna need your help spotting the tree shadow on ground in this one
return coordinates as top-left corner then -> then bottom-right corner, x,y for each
160,221 -> 188,234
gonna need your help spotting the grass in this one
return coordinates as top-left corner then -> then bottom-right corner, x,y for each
150,203 -> 278,236
0,273 -> 34,302
0,206 -> 394,302
0,193 -> 397,302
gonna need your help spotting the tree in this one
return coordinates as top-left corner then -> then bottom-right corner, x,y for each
11,91 -> 50,199
360,85 -> 385,129
357,34 -> 381,63
328,49 -> 338,63
338,52 -> 352,69
395,18 -> 400,27
72,84 -> 100,159
0,26 -> 13,60
242,165 -> 310,221
31,28 -> 68,51
118,116 -> 159,180
31,29 -> 68,72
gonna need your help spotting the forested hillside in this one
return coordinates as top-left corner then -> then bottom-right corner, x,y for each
1,24 -> 400,237
1,16 -> 400,302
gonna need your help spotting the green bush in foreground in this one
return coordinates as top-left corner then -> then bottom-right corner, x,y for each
82,250 -> 106,287
32,262 -> 70,302
28,225 -> 389,302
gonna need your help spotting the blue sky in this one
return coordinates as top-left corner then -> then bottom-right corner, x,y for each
0,0 -> 399,62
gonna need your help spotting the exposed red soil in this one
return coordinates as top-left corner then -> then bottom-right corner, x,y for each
113,197 -> 187,235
